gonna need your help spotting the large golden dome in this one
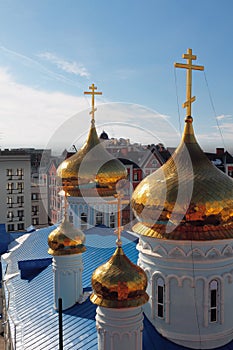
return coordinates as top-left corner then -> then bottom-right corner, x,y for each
57,121 -> 127,197
132,116 -> 233,240
90,246 -> 149,308
48,216 -> 86,256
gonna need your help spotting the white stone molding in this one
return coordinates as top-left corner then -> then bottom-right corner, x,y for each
152,245 -> 168,256
223,272 -> 233,283
136,236 -> 233,259
222,245 -> 233,256
52,254 -> 83,310
96,306 -> 144,350
160,326 -> 233,349
187,248 -> 205,258
206,247 -> 221,258
168,246 -> 186,257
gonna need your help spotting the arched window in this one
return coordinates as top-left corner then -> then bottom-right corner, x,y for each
109,212 -> 115,228
157,277 -> 165,318
81,212 -> 87,229
209,280 -> 219,323
96,212 -> 103,225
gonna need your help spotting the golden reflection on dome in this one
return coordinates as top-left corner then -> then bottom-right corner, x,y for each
90,246 -> 149,308
132,116 -> 233,240
57,122 -> 127,197
48,216 -> 86,256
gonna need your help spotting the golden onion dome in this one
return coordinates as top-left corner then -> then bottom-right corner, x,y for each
132,116 -> 233,241
57,121 -> 127,197
48,216 -> 86,256
90,246 -> 149,308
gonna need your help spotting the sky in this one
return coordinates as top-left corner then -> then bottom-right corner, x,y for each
0,0 -> 233,154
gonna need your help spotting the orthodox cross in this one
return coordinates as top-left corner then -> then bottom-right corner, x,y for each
84,83 -> 102,124
60,180 -> 70,220
114,193 -> 124,247
174,48 -> 204,117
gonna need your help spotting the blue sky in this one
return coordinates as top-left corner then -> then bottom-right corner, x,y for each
0,0 -> 233,153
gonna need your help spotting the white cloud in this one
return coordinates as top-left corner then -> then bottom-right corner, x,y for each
0,67 -> 176,153
216,114 -> 232,121
0,66 -> 232,155
38,52 -> 90,78
0,67 -> 89,150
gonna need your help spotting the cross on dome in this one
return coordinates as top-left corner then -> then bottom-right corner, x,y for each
84,83 -> 102,124
114,193 -> 124,247
174,48 -> 204,117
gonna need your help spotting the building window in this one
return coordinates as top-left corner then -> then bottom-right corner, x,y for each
7,211 -> 14,221
17,223 -> 24,231
17,196 -> 24,206
32,218 -> 39,226
133,172 -> 139,181
81,212 -> 87,229
96,212 -> 103,226
17,182 -> 24,193
151,159 -> 158,167
17,168 -> 23,175
18,210 -> 24,221
7,182 -> 14,193
7,169 -> 13,178
31,193 -> 39,200
32,206 -> 38,216
109,212 -> 115,228
7,224 -> 14,232
7,197 -> 13,207
209,280 -> 218,323
157,277 -> 165,318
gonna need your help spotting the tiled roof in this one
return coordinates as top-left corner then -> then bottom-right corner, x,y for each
2,226 -> 233,349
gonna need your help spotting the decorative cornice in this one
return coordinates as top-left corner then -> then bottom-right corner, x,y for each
137,239 -> 233,259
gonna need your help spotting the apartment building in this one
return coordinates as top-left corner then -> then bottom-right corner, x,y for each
0,150 -> 31,232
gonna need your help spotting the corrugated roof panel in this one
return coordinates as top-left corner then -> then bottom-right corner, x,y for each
2,225 -> 233,350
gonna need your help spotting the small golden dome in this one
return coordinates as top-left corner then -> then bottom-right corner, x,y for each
57,122 -> 127,197
90,246 -> 149,308
48,216 -> 86,256
132,116 -> 233,240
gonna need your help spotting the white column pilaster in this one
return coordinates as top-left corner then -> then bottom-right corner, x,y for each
52,254 -> 83,310
96,306 -> 144,350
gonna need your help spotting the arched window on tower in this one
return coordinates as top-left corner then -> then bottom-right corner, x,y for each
209,280 -> 219,323
157,277 -> 165,318
109,212 -> 115,228
80,212 -> 87,230
96,211 -> 103,226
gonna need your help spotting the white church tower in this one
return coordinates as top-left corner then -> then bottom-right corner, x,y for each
48,213 -> 86,310
131,49 -> 233,349
90,197 -> 149,350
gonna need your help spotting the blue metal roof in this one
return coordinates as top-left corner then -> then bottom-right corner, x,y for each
2,226 -> 233,350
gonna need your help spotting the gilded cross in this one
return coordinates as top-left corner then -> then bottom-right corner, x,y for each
114,193 -> 124,247
84,83 -> 102,123
174,48 -> 204,117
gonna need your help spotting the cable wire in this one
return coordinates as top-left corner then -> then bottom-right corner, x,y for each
204,71 -> 227,150
174,66 -> 182,135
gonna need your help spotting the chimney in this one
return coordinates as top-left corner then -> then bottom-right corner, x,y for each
216,148 -> 224,155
